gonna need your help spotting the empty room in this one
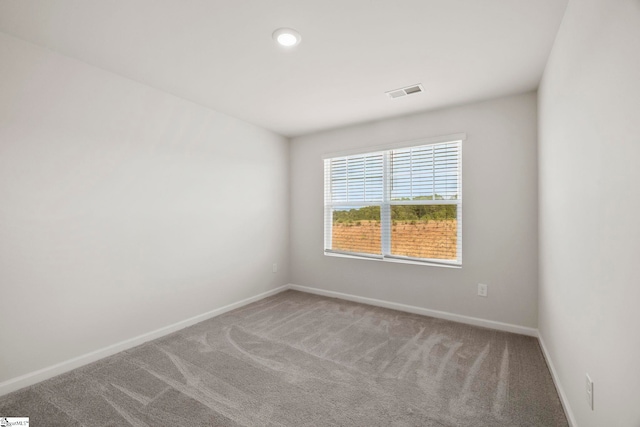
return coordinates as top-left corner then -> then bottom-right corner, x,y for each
1,1 -> 638,426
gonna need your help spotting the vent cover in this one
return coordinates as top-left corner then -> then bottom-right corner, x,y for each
385,84 -> 424,99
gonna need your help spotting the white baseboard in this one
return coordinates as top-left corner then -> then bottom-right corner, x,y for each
288,284 -> 538,337
0,285 -> 289,397
538,332 -> 577,427
0,282 -> 543,399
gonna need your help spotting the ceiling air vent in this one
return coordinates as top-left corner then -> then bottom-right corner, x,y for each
385,84 -> 424,99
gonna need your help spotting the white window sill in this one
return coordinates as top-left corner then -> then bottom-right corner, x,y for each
324,251 -> 462,269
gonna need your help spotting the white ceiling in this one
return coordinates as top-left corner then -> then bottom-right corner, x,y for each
0,1 -> 567,137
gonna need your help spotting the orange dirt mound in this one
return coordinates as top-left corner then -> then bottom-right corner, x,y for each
332,220 -> 457,260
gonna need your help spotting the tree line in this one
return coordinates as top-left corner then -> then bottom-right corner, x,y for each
333,198 -> 457,224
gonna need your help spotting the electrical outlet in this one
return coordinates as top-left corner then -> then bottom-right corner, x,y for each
586,374 -> 594,410
272,263 -> 278,273
478,283 -> 488,297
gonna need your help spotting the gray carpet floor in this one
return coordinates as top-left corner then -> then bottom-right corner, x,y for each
0,290 -> 568,426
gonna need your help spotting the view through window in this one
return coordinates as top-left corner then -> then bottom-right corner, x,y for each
324,138 -> 462,265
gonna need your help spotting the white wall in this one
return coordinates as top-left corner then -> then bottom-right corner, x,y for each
538,0 -> 640,425
0,33 -> 289,384
290,92 -> 539,329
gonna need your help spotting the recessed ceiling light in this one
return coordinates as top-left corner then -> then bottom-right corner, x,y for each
272,28 -> 301,47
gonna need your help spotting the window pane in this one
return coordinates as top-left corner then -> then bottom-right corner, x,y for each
391,205 -> 458,260
332,206 -> 381,255
328,153 -> 383,204
390,142 -> 460,201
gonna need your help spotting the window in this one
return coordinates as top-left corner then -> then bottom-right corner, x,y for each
323,135 -> 463,266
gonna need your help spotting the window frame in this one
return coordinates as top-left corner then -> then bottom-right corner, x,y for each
323,133 -> 465,268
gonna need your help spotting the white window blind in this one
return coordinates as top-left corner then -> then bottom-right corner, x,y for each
324,139 -> 462,266
329,152 -> 384,204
